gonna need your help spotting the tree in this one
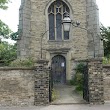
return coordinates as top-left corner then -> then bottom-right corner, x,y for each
0,21 -> 17,66
0,0 -> 17,66
0,20 -> 12,38
0,0 -> 10,10
11,31 -> 19,40
100,26 -> 110,57
0,0 -> 12,39
0,41 -> 17,66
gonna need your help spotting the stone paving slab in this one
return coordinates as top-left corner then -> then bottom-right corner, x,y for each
0,104 -> 110,110
51,84 -> 86,104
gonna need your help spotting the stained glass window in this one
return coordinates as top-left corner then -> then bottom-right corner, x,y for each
48,0 -> 70,41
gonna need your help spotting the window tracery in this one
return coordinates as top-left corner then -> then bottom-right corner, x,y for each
48,0 -> 70,40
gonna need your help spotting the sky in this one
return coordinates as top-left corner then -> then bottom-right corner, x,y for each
0,0 -> 21,32
0,0 -> 110,32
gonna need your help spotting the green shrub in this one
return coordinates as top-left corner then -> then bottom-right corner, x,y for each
75,63 -> 85,73
70,63 -> 85,92
52,89 -> 58,101
75,83 -> 83,91
0,42 -> 17,66
9,58 -> 34,67
103,57 -> 110,64
69,79 -> 75,85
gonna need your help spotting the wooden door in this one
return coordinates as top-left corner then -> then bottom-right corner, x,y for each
52,55 -> 66,84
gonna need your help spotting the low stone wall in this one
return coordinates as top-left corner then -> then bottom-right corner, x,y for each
103,65 -> 110,101
0,60 -> 110,106
0,67 -> 35,106
0,60 -> 50,106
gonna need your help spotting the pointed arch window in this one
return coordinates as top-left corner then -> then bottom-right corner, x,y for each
48,0 -> 70,41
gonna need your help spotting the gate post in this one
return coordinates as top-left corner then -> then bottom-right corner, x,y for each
88,59 -> 104,104
34,59 -> 49,105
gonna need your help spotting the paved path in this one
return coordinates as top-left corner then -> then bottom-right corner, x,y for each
0,104 -> 110,110
51,84 -> 86,104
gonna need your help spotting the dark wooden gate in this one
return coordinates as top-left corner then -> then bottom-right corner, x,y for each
51,55 -> 66,84
49,67 -> 53,102
83,64 -> 89,102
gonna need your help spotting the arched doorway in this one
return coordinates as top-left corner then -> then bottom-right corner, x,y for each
51,55 -> 66,84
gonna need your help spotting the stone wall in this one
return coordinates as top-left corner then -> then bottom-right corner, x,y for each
0,63 -> 50,106
88,59 -> 104,104
34,60 -> 49,105
17,0 -> 90,59
17,0 -> 31,58
0,60 -> 110,106
86,0 -> 103,58
17,0 -> 103,59
0,68 -> 34,106
103,65 -> 110,100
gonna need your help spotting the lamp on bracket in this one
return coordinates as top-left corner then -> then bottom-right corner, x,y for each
62,13 -> 96,58
40,13 -> 102,59
62,13 -> 80,32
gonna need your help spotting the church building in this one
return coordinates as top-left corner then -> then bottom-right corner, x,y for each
18,0 -> 103,83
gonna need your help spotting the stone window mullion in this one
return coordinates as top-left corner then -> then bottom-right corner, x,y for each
55,4 -> 57,41
61,3 -> 64,40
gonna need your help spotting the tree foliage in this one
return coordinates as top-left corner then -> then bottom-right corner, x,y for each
0,0 -> 19,40
100,26 -> 110,57
0,41 -> 17,66
0,0 -> 12,38
0,20 -> 12,38
0,0 -> 9,9
0,0 -> 17,66
11,31 -> 19,40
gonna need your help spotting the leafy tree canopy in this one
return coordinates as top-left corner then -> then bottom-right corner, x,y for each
0,0 -> 12,39
0,0 -> 17,66
0,0 -> 10,10
0,20 -> 12,38
100,26 -> 110,57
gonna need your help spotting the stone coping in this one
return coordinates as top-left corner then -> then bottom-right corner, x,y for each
0,67 -> 34,71
73,58 -> 103,62
36,59 -> 49,63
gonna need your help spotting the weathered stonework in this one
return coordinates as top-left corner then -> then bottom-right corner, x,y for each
88,59 -> 104,104
1,61 -> 110,106
10,0 -> 106,106
34,60 -> 49,105
103,65 -> 110,100
0,68 -> 34,106
86,0 -> 104,58
18,0 -> 103,80
0,65 -> 50,106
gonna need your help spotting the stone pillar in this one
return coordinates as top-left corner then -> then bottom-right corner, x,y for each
86,0 -> 104,58
34,59 -> 49,105
88,59 -> 104,104
18,0 -> 31,58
